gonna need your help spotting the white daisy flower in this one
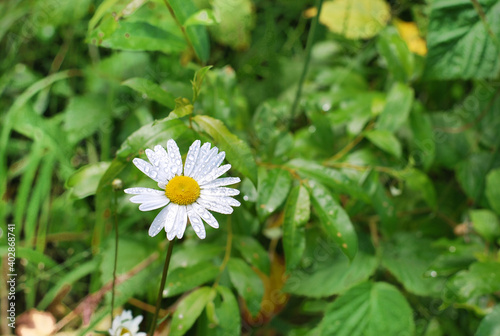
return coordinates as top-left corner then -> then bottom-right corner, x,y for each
109,310 -> 146,336
125,139 -> 241,240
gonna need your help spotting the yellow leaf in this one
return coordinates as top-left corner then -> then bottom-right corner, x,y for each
306,0 -> 391,40
394,19 -> 427,56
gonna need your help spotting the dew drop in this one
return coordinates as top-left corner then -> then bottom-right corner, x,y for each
430,270 -> 437,277
179,314 -> 183,319
449,246 -> 456,253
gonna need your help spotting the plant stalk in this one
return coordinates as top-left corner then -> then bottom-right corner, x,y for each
148,239 -> 175,336
290,0 -> 324,122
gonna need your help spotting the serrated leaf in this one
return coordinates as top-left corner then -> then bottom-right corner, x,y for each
170,286 -> 216,336
376,82 -> 414,132
381,233 -> 445,297
470,209 -> 500,243
425,0 -> 500,80
308,180 -> 358,261
163,262 -> 219,297
486,168 -> 500,215
446,261 -> 500,302
122,77 -> 176,108
306,0 -> 391,40
283,185 -> 310,271
456,152 -> 500,204
314,282 -> 415,336
66,162 -> 111,199
227,258 -> 264,317
233,235 -> 270,275
257,168 -> 292,220
193,115 -> 257,185
287,159 -> 370,202
285,247 -> 377,298
476,304 -> 500,336
365,129 -> 402,158
167,0 -> 210,63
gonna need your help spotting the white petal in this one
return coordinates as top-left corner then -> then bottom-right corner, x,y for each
132,158 -> 162,182
189,142 -> 212,178
200,194 -> 241,208
192,202 -> 219,228
165,203 -> 180,239
148,204 -> 171,237
200,187 -> 240,197
166,139 -> 183,177
138,197 -> 170,211
192,147 -> 219,180
200,176 -> 241,189
154,144 -> 174,182
186,204 -> 206,239
196,152 -> 226,183
183,140 -> 201,177
124,187 -> 164,195
196,197 -> 234,214
175,206 -> 188,239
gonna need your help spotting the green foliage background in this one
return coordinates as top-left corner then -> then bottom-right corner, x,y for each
1,0 -> 500,335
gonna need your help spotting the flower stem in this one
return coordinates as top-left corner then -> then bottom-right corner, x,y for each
111,190 -> 119,323
289,0 -> 324,122
148,239 -> 175,336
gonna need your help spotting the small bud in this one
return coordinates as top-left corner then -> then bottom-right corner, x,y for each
112,178 -> 123,191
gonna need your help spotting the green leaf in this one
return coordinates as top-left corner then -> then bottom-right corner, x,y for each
233,235 -> 270,275
192,65 -> 213,102
184,9 -> 218,27
486,168 -> 500,215
476,304 -> 500,336
227,258 -> 264,317
163,262 -> 219,297
376,82 -> 414,132
167,0 -> 210,63
409,104 -> 435,171
283,185 -> 310,271
170,244 -> 224,270
66,162 -> 111,199
210,0 -> 255,49
377,26 -> 414,82
170,286 -> 216,336
308,180 -> 358,261
285,247 -> 377,298
122,77 -> 176,108
381,233 -> 445,297
456,152 -> 500,204
446,261 -> 500,302
470,209 -> 500,242
257,168 -> 292,220
310,0 -> 391,40
424,0 -> 500,80
202,286 -> 241,336
89,20 -> 186,54
365,129 -> 402,158
116,117 -> 190,159
287,159 -> 370,202
314,282 -> 415,336
402,168 -> 437,209
193,115 -> 257,185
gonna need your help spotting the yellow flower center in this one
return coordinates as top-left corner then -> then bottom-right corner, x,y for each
165,176 -> 200,205
120,328 -> 131,335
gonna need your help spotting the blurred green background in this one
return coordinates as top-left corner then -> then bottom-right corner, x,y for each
1,0 -> 500,335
